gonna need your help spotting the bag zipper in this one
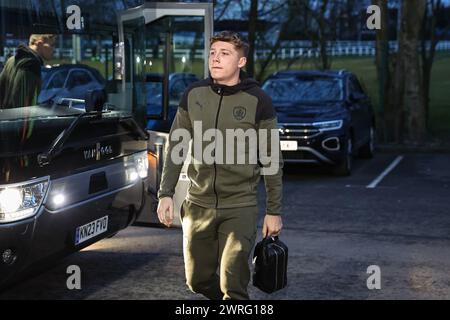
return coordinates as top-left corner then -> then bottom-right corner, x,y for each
272,243 -> 287,290
274,245 -> 278,290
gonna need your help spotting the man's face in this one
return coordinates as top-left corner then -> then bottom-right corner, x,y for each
36,38 -> 55,61
209,41 -> 246,82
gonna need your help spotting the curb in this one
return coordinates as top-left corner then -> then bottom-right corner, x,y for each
376,144 -> 450,154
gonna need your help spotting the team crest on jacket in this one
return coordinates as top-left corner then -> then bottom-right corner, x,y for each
233,106 -> 246,121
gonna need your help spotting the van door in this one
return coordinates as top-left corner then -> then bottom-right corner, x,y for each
116,3 -> 213,227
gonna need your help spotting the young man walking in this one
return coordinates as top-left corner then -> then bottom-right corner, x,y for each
157,31 -> 283,300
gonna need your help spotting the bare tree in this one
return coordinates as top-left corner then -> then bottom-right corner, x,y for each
314,0 -> 334,70
244,0 -> 347,80
242,0 -> 290,81
214,0 -> 233,21
297,0 -> 344,70
399,0 -> 427,142
421,0 -> 450,130
254,0 -> 294,82
373,0 -> 391,142
247,0 -> 258,78
374,0 -> 428,143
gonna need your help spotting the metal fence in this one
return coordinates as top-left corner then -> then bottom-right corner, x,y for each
3,40 -> 450,62
256,40 -> 450,60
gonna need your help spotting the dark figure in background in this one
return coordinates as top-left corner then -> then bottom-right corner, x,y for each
0,34 -> 56,109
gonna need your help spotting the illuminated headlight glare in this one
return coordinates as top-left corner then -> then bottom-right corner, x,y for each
133,151 -> 148,179
0,188 -> 23,213
313,120 -> 343,132
0,177 -> 49,224
124,151 -> 148,182
53,194 -> 66,206
126,169 -> 139,182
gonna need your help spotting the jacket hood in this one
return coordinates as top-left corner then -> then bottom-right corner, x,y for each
14,44 -> 43,73
208,70 -> 260,95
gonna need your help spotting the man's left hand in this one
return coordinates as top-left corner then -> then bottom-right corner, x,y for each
262,214 -> 283,237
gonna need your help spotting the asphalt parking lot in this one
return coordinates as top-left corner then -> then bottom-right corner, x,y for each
1,151 -> 450,300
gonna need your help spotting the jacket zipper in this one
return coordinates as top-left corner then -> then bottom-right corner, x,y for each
213,88 -> 225,208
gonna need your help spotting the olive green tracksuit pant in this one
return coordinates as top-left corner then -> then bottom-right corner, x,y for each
180,199 -> 258,300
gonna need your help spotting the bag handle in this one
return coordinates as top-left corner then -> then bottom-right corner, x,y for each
262,235 -> 278,245
253,236 -> 280,264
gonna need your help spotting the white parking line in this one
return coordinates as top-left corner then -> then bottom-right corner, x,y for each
366,155 -> 404,189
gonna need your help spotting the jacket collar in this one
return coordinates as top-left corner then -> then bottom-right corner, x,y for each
209,70 -> 259,95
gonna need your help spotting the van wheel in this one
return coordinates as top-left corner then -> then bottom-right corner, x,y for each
359,126 -> 375,159
332,137 -> 352,176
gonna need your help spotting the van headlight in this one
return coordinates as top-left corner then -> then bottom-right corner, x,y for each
313,120 -> 343,132
0,177 -> 49,223
125,151 -> 148,183
134,151 -> 149,179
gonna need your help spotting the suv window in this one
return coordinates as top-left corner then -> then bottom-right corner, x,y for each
47,70 -> 68,89
66,70 -> 93,88
348,76 -> 365,96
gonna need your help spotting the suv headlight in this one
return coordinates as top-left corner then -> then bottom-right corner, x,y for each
0,177 -> 49,223
313,120 -> 343,132
125,151 -> 149,183
277,124 -> 286,134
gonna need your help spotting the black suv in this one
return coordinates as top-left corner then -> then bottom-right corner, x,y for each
262,70 -> 375,176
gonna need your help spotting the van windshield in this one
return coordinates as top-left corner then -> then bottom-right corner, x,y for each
0,1 -> 151,161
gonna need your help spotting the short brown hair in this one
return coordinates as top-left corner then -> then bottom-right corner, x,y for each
210,31 -> 249,58
29,34 -> 57,46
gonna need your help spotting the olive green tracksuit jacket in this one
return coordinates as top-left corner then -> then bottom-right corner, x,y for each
158,72 -> 283,215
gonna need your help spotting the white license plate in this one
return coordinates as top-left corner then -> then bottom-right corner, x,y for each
75,216 -> 109,245
280,140 -> 298,151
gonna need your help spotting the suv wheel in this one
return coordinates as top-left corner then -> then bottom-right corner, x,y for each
332,137 -> 353,176
359,126 -> 375,159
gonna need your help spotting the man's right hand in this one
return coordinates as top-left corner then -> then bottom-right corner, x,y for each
157,197 -> 174,227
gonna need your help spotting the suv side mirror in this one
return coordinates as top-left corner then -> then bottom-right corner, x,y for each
85,89 -> 107,112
